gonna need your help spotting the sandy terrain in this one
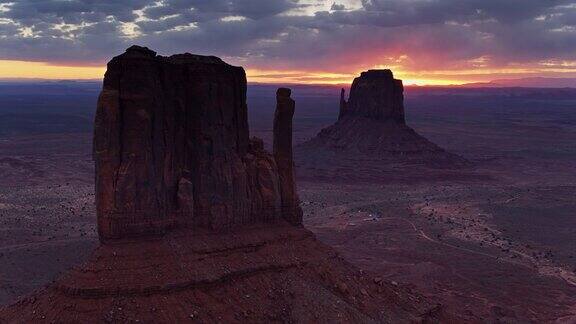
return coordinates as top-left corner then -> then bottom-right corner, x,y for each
299,178 -> 576,323
0,134 -> 97,305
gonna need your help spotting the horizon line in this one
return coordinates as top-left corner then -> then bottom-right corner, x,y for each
1,77 -> 576,89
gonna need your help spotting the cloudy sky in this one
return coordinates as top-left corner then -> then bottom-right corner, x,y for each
1,0 -> 576,84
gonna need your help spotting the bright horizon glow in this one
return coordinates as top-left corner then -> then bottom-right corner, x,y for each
0,60 -> 105,80
1,59 -> 576,86
0,60 -> 472,85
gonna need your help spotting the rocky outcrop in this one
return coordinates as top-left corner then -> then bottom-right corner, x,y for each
339,69 -> 405,123
94,45 -> 301,240
296,70 -> 467,181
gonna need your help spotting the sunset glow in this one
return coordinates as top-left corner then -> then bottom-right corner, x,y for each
1,0 -> 575,86
0,62 -> 480,85
0,60 -> 104,80
3,59 -> 576,86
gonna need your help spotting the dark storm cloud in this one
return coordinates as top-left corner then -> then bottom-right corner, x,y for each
164,0 -> 300,19
317,0 -> 575,28
361,0 -> 574,24
0,0 -> 150,22
0,0 -> 575,73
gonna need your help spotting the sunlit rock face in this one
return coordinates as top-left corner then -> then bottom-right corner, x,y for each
94,46 -> 302,240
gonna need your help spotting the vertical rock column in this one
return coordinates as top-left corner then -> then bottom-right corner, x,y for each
338,88 -> 348,121
273,88 -> 303,226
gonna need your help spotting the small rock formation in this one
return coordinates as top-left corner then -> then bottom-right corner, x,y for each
338,87 -> 348,120
94,45 -> 302,240
0,49 -> 456,323
297,70 -> 466,181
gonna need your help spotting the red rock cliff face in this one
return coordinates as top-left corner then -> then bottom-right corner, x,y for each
339,69 -> 405,124
94,46 -> 301,240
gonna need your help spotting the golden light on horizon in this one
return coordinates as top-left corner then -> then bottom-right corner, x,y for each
245,69 -> 355,85
245,69 -> 467,86
0,60 -> 105,80
0,60 -> 473,85
1,59 -> 575,86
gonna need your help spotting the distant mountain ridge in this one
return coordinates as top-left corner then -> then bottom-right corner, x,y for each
3,76 -> 576,88
462,77 -> 576,88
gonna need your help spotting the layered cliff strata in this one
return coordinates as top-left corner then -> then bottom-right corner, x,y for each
94,46 -> 302,240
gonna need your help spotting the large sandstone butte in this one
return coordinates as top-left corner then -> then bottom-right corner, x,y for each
0,48 -> 453,323
338,70 -> 405,123
94,45 -> 302,240
297,70 -> 467,181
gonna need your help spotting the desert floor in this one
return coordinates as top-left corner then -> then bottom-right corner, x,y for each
1,84 -> 575,322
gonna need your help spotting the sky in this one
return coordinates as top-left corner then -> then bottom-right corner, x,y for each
1,0 -> 576,85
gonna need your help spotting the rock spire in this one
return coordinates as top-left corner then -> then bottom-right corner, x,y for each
273,88 -> 303,225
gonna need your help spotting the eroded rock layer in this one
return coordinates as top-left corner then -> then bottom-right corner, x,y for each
94,46 -> 301,240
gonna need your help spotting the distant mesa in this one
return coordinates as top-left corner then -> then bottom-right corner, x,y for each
461,76 -> 576,88
0,47 -> 450,322
338,70 -> 406,123
296,69 -> 466,180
